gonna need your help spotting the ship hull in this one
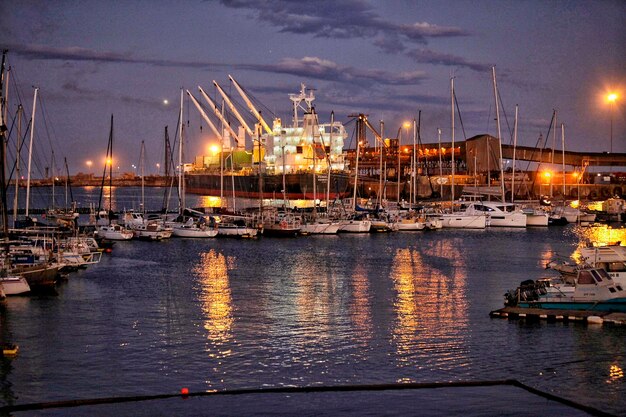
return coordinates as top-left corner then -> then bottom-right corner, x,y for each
186,172 -> 350,200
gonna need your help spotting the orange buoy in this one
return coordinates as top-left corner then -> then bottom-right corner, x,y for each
181,387 -> 189,395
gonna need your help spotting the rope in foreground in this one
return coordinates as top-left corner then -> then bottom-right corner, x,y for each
0,379 -> 618,417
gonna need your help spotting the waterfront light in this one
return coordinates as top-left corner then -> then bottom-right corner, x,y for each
607,92 -> 618,153
210,145 -> 219,155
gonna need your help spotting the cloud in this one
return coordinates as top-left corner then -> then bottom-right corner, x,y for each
244,56 -> 427,86
406,48 -> 491,72
3,42 -> 427,87
220,0 -> 469,47
2,43 -> 226,70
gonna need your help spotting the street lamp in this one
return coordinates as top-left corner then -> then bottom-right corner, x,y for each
607,93 -> 618,153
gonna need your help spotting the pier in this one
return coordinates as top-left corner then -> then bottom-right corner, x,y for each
490,306 -> 626,326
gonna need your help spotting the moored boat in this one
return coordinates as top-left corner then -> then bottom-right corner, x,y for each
505,266 -> 626,312
0,275 -> 31,295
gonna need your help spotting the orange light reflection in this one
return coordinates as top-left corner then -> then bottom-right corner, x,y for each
194,249 -> 234,359
391,240 -> 469,370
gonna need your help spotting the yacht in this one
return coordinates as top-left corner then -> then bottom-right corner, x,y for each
462,201 -> 527,228
505,266 -> 626,312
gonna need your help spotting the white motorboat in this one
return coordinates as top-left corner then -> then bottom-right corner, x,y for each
427,211 -> 486,229
216,215 -> 258,237
505,266 -> 626,312
262,212 -> 301,237
338,215 -> 371,233
0,276 -> 31,295
579,244 -> 626,287
521,207 -> 549,226
392,212 -> 426,231
96,224 -> 134,241
462,201 -> 527,228
300,218 -> 341,235
172,218 -> 218,238
132,221 -> 173,240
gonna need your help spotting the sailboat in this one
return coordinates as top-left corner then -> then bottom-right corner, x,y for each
172,89 -> 218,238
1,76 -> 62,289
95,115 -> 133,241
338,120 -> 371,233
428,78 -> 486,229
125,141 -> 172,240
299,109 -> 340,234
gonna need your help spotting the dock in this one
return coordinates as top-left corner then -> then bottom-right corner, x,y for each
489,307 -> 626,326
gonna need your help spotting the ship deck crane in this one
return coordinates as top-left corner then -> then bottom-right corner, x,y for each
186,90 -> 228,144
196,86 -> 240,146
213,80 -> 254,139
228,75 -> 273,136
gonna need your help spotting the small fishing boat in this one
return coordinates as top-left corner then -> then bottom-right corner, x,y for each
96,224 -> 134,241
504,266 -> 626,312
172,218 -> 218,238
0,276 -> 31,295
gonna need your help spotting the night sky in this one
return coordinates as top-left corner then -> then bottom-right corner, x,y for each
1,0 -> 625,176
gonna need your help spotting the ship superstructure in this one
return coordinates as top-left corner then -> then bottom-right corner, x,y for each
264,84 -> 347,174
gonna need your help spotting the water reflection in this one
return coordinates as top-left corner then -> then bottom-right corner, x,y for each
101,186 -> 120,212
573,225 -> 626,247
0,304 -> 16,407
608,365 -> 624,383
193,250 -> 234,359
391,240 -> 469,372
350,264 -> 372,345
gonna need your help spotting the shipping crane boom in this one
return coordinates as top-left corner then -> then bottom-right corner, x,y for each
229,75 -> 272,135
197,86 -> 240,145
186,90 -> 225,142
213,80 -> 254,138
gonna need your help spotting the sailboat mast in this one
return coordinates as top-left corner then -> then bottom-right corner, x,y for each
326,111 -> 334,209
51,151 -> 56,210
512,105 -> 518,203
561,123 -> 566,198
109,115 -> 113,217
140,140 -> 145,213
492,66 -> 505,202
438,128 -> 443,199
352,124 -> 361,211
220,101 -> 224,206
397,128 -> 401,204
13,105 -> 22,225
378,120 -> 384,207
450,78 -> 455,205
25,87 -> 38,219
178,88 -> 185,214
0,50 -> 9,237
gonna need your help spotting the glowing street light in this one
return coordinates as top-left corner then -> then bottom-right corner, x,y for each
607,93 -> 618,153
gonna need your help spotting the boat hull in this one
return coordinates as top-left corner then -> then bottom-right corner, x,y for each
431,214 -> 486,229
172,227 -> 218,238
300,222 -> 340,234
0,276 -> 31,295
338,219 -> 371,233
186,172 -> 350,200
518,299 -> 626,312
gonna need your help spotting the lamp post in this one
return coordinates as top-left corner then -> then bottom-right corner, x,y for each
403,122 -> 412,208
607,93 -> 618,153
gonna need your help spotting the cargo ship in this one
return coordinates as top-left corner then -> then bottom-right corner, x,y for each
186,82 -> 351,201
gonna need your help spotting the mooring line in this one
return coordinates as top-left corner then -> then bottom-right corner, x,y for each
0,379 -> 618,417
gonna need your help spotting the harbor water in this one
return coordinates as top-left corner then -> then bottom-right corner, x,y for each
1,187 -> 625,416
